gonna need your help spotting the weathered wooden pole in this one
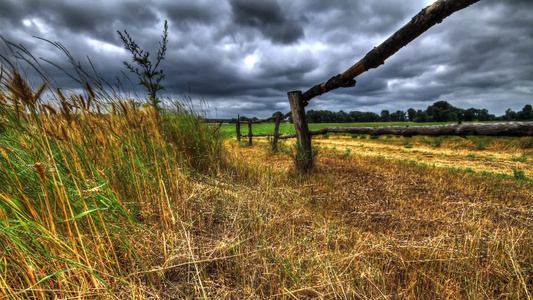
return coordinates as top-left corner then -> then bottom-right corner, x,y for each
236,115 -> 241,142
272,112 -> 282,151
248,120 -> 253,146
288,91 -> 313,171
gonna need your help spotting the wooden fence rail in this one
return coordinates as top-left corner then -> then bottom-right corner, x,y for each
236,111 -> 291,149
286,0 -> 482,171
278,122 -> 533,139
235,0 -> 532,171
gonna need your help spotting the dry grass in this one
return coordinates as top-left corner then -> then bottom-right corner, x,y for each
212,141 -> 533,299
1,67 -> 532,298
315,135 -> 533,178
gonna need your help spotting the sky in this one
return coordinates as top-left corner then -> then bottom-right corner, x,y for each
1,0 -> 532,119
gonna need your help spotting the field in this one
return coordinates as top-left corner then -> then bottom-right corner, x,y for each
219,121 -> 508,137
1,69 -> 533,299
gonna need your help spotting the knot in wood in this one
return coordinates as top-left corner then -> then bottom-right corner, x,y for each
325,74 -> 356,90
363,47 -> 385,70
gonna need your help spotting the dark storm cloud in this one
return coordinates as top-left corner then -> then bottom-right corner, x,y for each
0,0 -> 532,118
229,0 -> 304,44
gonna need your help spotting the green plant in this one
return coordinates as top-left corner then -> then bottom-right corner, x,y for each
432,137 -> 442,148
370,135 -> 379,140
345,148 -> 351,156
118,20 -> 168,109
510,153 -> 528,162
470,136 -> 489,150
323,133 -> 330,139
405,144 -> 413,149
513,169 -> 527,181
291,143 -> 317,172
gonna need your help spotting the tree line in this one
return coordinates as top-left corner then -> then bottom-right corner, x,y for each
305,101 -> 533,123
223,101 -> 532,124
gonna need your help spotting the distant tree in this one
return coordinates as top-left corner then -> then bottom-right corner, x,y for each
118,20 -> 168,110
463,108 -> 477,121
349,111 -> 363,122
414,110 -> 429,122
306,110 -> 319,123
504,108 -> 517,121
270,111 -> 282,123
478,109 -> 490,121
390,111 -> 398,121
364,112 -> 381,122
426,101 -> 463,122
518,104 -> 533,120
396,110 -> 407,121
380,110 -> 390,122
272,111 -> 282,118
337,110 -> 348,122
407,108 -> 416,121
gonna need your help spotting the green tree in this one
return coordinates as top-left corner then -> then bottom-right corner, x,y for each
426,101 -> 457,122
380,110 -> 390,122
396,110 -> 406,121
518,104 -> 533,120
478,109 -> 490,121
390,111 -> 398,121
504,108 -> 517,121
414,110 -> 429,122
407,108 -> 416,121
118,20 -> 168,109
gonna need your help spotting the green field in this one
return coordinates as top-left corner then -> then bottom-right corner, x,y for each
220,121 -> 505,137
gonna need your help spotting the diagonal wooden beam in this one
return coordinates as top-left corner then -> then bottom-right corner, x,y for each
302,0 -> 481,102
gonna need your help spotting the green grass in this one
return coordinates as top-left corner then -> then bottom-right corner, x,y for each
220,121 -> 512,138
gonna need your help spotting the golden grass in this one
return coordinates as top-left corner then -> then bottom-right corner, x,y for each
210,141 -> 533,298
1,68 -> 532,298
314,135 -> 533,178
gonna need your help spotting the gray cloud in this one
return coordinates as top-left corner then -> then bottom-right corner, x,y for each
229,0 -> 304,44
0,0 -> 532,118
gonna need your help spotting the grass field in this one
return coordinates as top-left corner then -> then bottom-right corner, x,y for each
2,66 -> 533,298
220,121 -> 510,137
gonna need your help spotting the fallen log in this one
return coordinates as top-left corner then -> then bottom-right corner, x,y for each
278,122 -> 533,139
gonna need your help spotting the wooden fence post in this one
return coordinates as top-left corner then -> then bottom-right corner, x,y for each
248,120 -> 253,146
287,91 -> 313,171
272,112 -> 282,151
236,115 -> 241,142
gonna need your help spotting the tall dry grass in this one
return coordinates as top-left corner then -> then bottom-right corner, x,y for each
1,42 -> 531,299
0,64 -> 223,298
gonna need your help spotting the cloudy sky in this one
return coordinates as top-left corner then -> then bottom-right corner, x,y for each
1,0 -> 532,118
